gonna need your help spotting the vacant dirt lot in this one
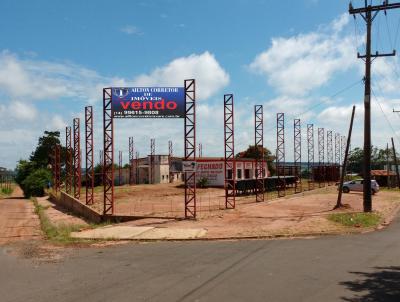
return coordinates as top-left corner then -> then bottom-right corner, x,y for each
117,186 -> 400,239
0,187 -> 41,245
86,182 -> 303,218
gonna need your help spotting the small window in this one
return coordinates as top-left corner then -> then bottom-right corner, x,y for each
237,169 -> 242,179
245,169 -> 250,179
162,175 -> 165,180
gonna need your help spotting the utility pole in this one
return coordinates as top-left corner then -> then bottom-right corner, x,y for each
391,137 -> 400,188
349,1 -> 400,212
335,106 -> 356,209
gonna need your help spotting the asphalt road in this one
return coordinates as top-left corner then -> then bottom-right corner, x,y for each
1,217 -> 400,302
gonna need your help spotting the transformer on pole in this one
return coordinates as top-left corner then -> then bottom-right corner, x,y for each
276,113 -> 285,197
184,79 -> 197,219
65,126 -> 73,195
318,128 -> 325,187
73,118 -> 81,200
85,106 -> 94,205
224,94 -> 236,209
294,119 -> 302,193
103,88 -> 114,215
307,124 -> 314,191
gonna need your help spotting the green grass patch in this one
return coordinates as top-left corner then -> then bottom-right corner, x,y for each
0,185 -> 14,197
328,212 -> 382,228
32,198 -> 88,244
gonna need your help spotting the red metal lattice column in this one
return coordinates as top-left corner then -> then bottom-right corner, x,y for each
307,124 -> 315,191
276,113 -> 285,197
118,151 -> 122,186
184,79 -> 196,219
150,138 -> 155,184
168,140 -> 173,183
318,128 -> 325,187
65,126 -> 73,194
335,132 -> 341,182
254,105 -> 264,202
73,118 -> 81,199
129,137 -> 134,185
103,88 -> 114,215
135,151 -> 139,185
327,130 -> 333,185
294,119 -> 302,193
85,106 -> 94,205
224,94 -> 236,209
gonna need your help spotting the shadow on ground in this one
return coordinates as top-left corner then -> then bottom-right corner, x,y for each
340,266 -> 400,301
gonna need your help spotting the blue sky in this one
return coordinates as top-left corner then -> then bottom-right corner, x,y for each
1,0 -> 400,169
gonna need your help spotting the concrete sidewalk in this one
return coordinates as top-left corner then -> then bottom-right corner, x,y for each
71,225 -> 207,240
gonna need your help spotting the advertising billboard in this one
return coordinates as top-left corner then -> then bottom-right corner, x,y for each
111,87 -> 185,118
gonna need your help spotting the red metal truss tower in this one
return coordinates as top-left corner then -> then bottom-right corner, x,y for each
224,94 -> 236,209
65,126 -> 73,194
73,118 -> 81,199
184,79 -> 197,219
255,105 -> 264,202
85,106 -> 94,205
294,119 -> 302,193
103,88 -> 114,215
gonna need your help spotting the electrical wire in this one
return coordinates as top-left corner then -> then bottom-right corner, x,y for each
263,79 -> 363,133
371,85 -> 400,143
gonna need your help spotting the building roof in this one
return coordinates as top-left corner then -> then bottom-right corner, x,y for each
371,170 -> 396,176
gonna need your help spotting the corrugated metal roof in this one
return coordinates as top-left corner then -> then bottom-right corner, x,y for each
371,170 -> 396,176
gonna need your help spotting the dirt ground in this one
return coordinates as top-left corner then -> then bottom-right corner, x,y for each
86,182 -> 305,218
0,187 -> 42,245
117,186 -> 400,239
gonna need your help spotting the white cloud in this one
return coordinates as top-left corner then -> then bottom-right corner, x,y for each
133,51 -> 230,100
249,14 -> 358,96
0,50 -> 108,102
120,25 -> 143,35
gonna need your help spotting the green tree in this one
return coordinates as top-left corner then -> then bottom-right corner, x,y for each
30,131 -> 63,169
236,145 -> 276,176
15,160 -> 36,190
21,168 -> 51,198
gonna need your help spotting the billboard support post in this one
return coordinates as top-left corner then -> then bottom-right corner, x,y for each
255,105 -> 264,202
318,128 -> 325,187
224,94 -> 236,209
294,119 -> 302,193
277,113 -> 286,197
73,118 -> 81,200
103,88 -> 114,215
307,124 -> 314,191
150,139 -> 155,184
65,126 -> 73,195
184,79 -> 197,219
85,106 -> 94,205
129,137 -> 134,185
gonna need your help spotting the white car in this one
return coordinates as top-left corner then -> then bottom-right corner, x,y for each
342,179 -> 379,194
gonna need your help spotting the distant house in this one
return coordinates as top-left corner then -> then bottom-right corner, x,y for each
371,170 -> 397,187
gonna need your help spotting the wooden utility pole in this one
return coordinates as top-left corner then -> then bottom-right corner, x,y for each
391,137 -> 400,189
349,1 -> 400,212
335,106 -> 356,209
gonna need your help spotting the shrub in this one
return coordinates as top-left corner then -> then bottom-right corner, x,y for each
197,177 -> 209,188
22,168 -> 51,198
